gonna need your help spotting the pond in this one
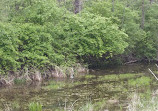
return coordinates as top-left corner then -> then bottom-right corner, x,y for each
0,63 -> 158,111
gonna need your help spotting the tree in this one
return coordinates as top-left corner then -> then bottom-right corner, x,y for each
74,0 -> 82,14
141,0 -> 145,29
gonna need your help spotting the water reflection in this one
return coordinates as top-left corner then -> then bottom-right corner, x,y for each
0,63 -> 158,111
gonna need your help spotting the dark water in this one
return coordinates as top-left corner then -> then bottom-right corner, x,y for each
0,63 -> 158,111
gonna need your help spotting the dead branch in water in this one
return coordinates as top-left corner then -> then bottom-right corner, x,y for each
155,64 -> 158,69
124,60 -> 138,65
148,68 -> 158,80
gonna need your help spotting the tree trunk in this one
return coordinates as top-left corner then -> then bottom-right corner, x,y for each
58,0 -> 62,6
74,0 -> 82,14
141,0 -> 145,29
121,7 -> 125,28
112,0 -> 115,12
150,0 -> 153,4
15,1 -> 19,11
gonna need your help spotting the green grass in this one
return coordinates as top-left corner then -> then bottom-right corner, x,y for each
29,102 -> 42,111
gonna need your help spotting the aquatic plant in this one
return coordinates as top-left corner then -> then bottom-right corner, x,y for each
98,74 -> 118,81
44,81 -> 66,90
118,73 -> 141,79
128,76 -> 151,87
98,73 -> 141,81
84,74 -> 96,79
28,102 -> 42,111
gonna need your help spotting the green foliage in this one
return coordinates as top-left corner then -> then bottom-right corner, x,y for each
57,12 -> 128,56
126,0 -> 158,60
84,0 -> 158,61
0,0 -> 129,73
0,0 -> 158,73
0,22 -> 62,72
9,0 -> 64,24
29,102 -> 42,111
0,22 -> 19,72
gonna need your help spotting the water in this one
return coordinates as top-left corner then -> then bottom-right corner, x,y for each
0,63 -> 158,111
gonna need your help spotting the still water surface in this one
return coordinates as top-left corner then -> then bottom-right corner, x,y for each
0,63 -> 158,111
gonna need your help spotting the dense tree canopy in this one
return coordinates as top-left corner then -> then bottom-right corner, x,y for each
0,0 -> 158,73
